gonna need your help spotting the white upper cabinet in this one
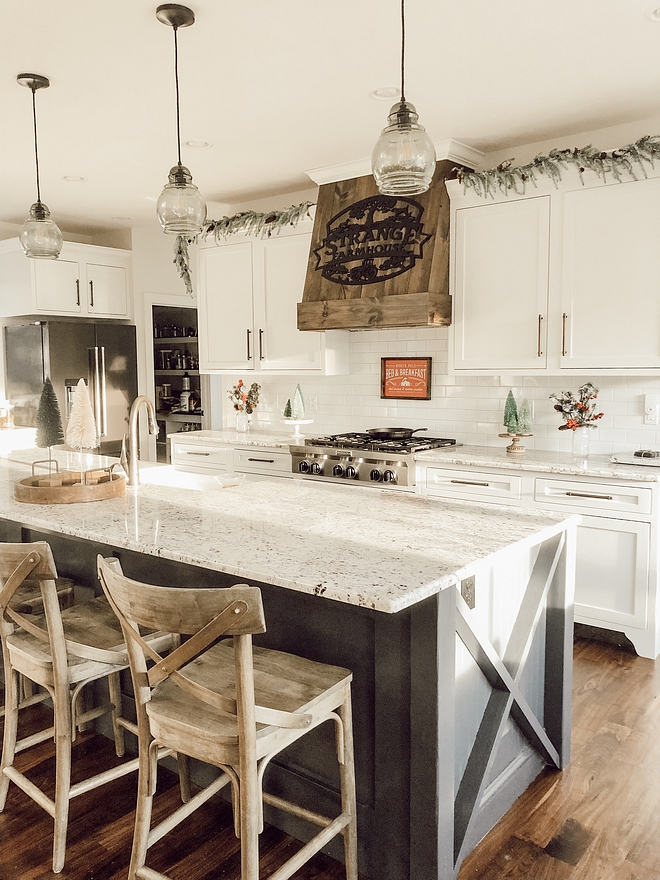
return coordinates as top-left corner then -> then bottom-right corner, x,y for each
0,239 -> 131,319
448,173 -> 660,374
197,225 -> 349,375
560,177 -> 660,369
453,196 -> 550,371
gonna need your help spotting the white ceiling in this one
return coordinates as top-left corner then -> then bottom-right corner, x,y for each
3,0 -> 660,236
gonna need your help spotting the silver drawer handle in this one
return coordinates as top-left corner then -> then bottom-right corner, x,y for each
565,491 -> 613,500
248,457 -> 275,463
450,479 -> 490,487
185,451 -> 211,456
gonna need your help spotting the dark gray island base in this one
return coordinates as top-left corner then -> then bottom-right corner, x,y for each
0,510 -> 575,880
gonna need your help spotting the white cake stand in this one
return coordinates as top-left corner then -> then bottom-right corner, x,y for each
281,418 -> 313,436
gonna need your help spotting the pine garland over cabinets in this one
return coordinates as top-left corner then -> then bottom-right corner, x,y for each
172,201 -> 315,296
455,135 -> 660,198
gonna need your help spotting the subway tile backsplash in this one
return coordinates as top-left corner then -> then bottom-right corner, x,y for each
216,327 -> 660,455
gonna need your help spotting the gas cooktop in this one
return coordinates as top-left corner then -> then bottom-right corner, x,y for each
306,433 -> 458,454
291,434 -> 459,488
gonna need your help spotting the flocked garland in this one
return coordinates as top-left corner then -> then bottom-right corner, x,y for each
172,201 -> 315,296
455,135 -> 660,199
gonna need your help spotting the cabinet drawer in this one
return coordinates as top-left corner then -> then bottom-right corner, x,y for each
534,478 -> 652,515
233,448 -> 292,476
425,468 -> 522,503
171,442 -> 229,473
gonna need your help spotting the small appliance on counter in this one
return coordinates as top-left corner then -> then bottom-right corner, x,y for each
610,450 -> 660,467
291,429 -> 459,489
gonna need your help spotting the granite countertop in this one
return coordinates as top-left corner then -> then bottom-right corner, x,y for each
414,445 -> 660,482
172,429 -> 307,449
0,454 -> 573,614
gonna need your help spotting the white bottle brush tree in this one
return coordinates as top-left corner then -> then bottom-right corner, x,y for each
35,378 -> 64,473
66,379 -> 98,451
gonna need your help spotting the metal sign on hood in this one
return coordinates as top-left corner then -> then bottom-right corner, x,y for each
313,195 -> 432,286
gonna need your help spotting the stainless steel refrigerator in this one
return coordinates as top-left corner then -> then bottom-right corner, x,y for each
4,321 -> 138,456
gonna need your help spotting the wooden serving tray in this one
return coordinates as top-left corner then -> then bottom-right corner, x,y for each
14,470 -> 126,504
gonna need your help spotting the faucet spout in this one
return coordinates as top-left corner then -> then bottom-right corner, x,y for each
127,395 -> 158,487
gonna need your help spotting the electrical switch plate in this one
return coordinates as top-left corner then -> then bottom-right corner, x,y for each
461,575 -> 476,610
644,394 -> 660,425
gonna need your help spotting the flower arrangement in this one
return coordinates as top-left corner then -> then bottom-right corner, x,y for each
228,380 -> 260,414
550,382 -> 604,430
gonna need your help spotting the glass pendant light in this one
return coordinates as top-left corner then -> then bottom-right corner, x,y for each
17,74 -> 63,260
371,0 -> 436,196
156,4 -> 206,235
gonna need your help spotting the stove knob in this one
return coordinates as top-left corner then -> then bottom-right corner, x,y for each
332,464 -> 344,477
298,460 -> 310,474
310,461 -> 322,475
370,468 -> 383,482
345,465 -> 357,479
383,470 -> 397,484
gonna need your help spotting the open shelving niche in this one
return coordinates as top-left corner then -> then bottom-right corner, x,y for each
151,304 -> 209,462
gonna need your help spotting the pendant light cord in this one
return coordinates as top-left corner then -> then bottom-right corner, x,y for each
30,86 -> 42,205
173,24 -> 182,167
400,0 -> 406,103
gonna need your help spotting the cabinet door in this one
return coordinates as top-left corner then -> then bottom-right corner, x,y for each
258,232 -> 322,371
86,263 -> 128,317
34,258 -> 82,314
198,242 -> 255,371
561,177 -> 660,369
453,196 -> 550,371
574,516 -> 649,630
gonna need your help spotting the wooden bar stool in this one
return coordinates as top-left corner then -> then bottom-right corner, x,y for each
0,542 -> 183,874
97,555 -> 358,880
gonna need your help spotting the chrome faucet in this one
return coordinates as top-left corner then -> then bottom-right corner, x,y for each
126,395 -> 158,487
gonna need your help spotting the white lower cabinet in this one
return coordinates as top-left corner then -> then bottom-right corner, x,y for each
420,463 -> 659,658
171,438 -> 293,480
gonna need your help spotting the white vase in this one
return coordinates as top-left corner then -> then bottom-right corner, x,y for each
572,426 -> 590,457
235,410 -> 249,433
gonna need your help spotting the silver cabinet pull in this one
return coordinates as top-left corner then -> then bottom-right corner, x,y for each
76,278 -> 80,306
561,313 -> 568,357
89,280 -> 94,307
185,451 -> 210,456
537,314 -> 544,357
565,491 -> 613,501
248,457 -> 274,463
450,479 -> 490,487
259,328 -> 264,360
246,328 -> 252,361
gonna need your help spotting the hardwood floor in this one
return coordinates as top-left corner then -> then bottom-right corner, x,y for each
459,636 -> 660,879
0,704 -> 358,880
1,635 -> 657,879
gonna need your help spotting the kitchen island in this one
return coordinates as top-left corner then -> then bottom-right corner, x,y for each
0,453 -> 577,880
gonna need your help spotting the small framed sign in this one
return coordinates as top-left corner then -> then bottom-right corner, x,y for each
381,357 -> 432,400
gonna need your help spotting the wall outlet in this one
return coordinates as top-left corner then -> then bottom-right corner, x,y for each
309,395 -> 318,411
460,575 -> 476,610
644,394 -> 660,425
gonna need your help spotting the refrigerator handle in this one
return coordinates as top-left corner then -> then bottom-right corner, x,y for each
90,347 -> 106,438
99,346 -> 107,437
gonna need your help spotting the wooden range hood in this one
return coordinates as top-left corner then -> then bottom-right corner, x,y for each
298,158 -> 457,332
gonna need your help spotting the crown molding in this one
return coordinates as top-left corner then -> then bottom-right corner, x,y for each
305,139 -> 484,186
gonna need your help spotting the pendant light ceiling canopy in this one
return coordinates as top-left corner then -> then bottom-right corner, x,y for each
156,3 -> 207,235
17,73 -> 63,260
371,0 -> 437,196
